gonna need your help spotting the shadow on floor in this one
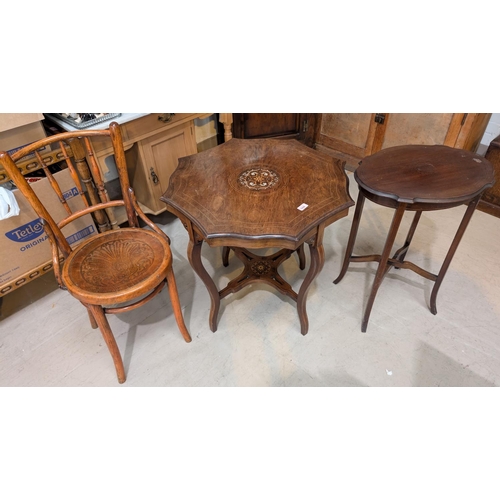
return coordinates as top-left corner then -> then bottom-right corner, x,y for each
0,273 -> 59,321
412,340 -> 495,387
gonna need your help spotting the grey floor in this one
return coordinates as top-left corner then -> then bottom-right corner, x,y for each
1,173 -> 499,387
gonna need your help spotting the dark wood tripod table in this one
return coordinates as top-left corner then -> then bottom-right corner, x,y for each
334,144 -> 495,332
161,138 -> 354,334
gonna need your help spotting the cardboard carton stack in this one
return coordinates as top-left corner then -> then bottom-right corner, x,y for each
0,115 -> 98,295
0,113 -> 50,159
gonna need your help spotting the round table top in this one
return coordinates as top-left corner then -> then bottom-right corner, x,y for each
355,144 -> 495,204
161,138 -> 354,247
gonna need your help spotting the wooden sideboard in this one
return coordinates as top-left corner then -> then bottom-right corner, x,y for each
314,113 -> 491,169
90,113 -> 213,216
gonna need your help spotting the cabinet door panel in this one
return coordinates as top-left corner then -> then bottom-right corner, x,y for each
381,113 -> 454,149
139,122 -> 197,212
232,113 -> 318,146
233,113 -> 300,139
314,113 -> 491,168
321,113 -> 371,147
317,113 -> 379,160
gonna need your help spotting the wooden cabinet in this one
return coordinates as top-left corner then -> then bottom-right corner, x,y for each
132,121 -> 197,213
478,133 -> 500,218
231,113 -> 318,147
314,113 -> 492,169
92,114 -> 203,216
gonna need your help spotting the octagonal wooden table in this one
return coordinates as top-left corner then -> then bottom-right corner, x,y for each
161,138 -> 354,334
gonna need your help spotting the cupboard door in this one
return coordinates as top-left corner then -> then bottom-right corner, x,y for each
231,113 -> 317,146
314,113 -> 491,168
138,121 -> 197,213
316,113 -> 380,162
375,113 -> 491,153
233,113 -> 298,138
377,113 -> 455,150
454,113 -> 492,152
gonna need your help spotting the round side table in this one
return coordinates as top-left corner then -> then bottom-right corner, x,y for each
334,144 -> 495,332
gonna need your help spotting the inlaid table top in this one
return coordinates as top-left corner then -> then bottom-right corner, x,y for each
161,138 -> 354,335
162,138 -> 354,249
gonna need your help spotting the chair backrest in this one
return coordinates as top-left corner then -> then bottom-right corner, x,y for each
0,121 -> 144,269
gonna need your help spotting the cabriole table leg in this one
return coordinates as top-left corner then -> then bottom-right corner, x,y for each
187,238 -> 221,332
297,226 -> 326,335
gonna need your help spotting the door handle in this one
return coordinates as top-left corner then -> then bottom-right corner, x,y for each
150,167 -> 159,185
158,113 -> 175,123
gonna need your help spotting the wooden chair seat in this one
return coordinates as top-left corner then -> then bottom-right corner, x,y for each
62,228 -> 172,305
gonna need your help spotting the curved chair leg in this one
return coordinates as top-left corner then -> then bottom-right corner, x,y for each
87,308 -> 98,329
165,267 -> 192,343
87,304 -> 126,384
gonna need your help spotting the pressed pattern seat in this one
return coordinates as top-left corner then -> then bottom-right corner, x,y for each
0,122 -> 191,384
63,228 -> 171,302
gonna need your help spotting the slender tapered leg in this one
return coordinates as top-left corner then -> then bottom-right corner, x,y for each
393,210 -> 422,267
430,196 -> 480,315
361,204 -> 407,332
297,228 -> 326,335
87,304 -> 126,384
165,267 -> 192,343
334,190 -> 366,284
187,238 -> 221,332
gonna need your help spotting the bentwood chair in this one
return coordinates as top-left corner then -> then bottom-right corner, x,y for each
0,122 -> 191,383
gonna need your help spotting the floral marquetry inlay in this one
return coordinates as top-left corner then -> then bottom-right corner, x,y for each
251,260 -> 272,276
238,167 -> 279,191
81,240 -> 155,288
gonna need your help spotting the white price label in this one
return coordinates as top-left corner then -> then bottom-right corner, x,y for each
297,203 -> 309,211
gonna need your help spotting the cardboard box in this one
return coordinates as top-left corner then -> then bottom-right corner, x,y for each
0,114 -> 49,159
0,169 -> 97,288
0,113 -> 45,133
